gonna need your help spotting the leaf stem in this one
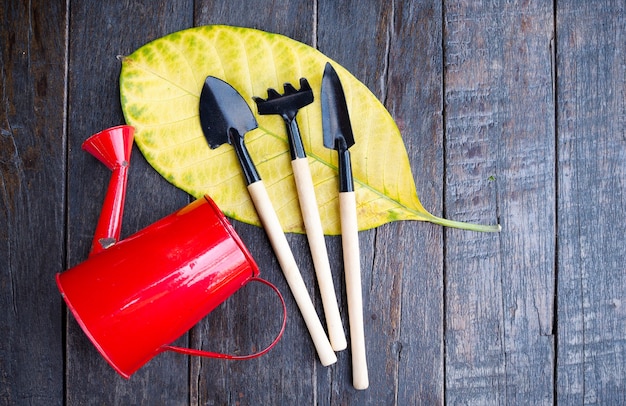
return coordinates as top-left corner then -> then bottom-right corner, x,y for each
425,214 -> 502,232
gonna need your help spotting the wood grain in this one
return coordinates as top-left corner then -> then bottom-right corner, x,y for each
191,3 -> 324,405
317,1 -> 399,404
443,1 -> 556,404
0,0 -> 66,403
385,2 -> 446,404
64,1 -> 193,403
556,1 -> 626,403
1,0 -> 625,403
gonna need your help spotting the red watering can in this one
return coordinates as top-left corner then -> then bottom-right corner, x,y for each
56,125 -> 286,379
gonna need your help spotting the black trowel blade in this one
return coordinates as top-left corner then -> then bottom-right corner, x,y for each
199,76 -> 258,149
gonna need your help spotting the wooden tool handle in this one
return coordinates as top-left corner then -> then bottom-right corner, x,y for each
339,191 -> 369,389
247,181 -> 337,366
292,158 -> 347,351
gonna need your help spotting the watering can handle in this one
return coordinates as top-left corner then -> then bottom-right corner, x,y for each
163,277 -> 287,360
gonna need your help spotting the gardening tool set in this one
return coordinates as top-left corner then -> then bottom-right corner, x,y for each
58,63 -> 368,389
254,78 -> 347,353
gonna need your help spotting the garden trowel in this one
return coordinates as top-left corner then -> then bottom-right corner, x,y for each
321,63 -> 369,389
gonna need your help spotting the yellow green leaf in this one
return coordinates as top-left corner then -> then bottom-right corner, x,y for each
120,25 -> 499,235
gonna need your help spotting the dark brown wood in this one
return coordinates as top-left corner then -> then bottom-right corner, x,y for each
0,0 -> 66,403
443,0 -> 556,404
64,1 -> 193,403
2,0 -> 625,403
556,1 -> 626,404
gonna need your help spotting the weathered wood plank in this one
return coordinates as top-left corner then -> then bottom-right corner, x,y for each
64,1 -> 193,403
556,1 -> 626,403
318,0 -> 445,404
384,2 -> 446,404
190,3 -> 325,405
317,1 -> 398,404
0,0 -> 67,404
4,0 -> 625,403
317,0 -> 448,404
443,1 -> 556,404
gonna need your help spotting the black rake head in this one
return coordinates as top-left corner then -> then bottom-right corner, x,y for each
253,78 -> 313,116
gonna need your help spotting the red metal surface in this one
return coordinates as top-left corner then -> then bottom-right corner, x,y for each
81,125 -> 134,256
57,196 -> 269,378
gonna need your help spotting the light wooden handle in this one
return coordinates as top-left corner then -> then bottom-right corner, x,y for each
340,191 -> 369,389
247,181 -> 337,366
292,158 -> 347,351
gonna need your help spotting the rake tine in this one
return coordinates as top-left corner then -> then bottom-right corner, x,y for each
299,78 -> 311,91
283,83 -> 298,94
268,88 -> 282,99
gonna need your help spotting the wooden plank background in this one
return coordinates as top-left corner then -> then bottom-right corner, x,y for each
1,0 -> 624,404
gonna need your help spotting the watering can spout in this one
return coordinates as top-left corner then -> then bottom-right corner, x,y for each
82,125 -> 134,256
